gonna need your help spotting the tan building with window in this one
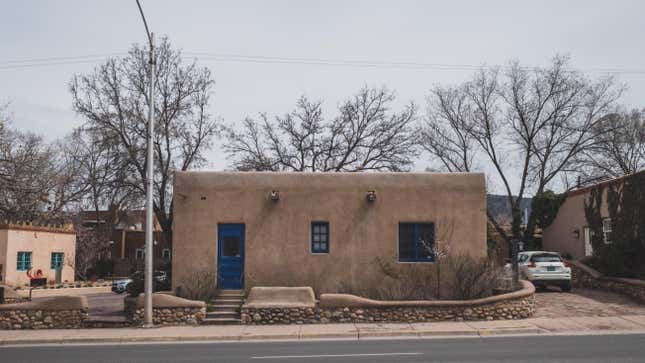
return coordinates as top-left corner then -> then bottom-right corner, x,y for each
0,224 -> 76,287
542,172 -> 644,260
172,172 -> 487,295
81,210 -> 171,276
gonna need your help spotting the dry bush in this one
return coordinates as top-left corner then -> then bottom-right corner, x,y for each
177,271 -> 217,301
444,254 -> 505,300
337,257 -> 437,300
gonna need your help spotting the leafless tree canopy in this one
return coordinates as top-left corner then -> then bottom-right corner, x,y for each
224,87 -> 418,172
0,103 -> 83,221
579,109 -> 645,179
69,37 -> 219,248
59,128 -> 140,240
67,215 -> 112,281
421,56 -> 622,247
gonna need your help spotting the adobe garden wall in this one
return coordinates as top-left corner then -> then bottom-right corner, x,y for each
241,281 -> 535,324
124,293 -> 206,326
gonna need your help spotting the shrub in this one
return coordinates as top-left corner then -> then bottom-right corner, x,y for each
337,257 -> 437,300
444,254 -> 505,300
176,271 -> 217,301
337,254 -> 506,301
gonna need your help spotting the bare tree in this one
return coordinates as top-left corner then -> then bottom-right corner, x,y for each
0,114 -> 59,220
578,108 -> 645,179
0,104 -> 88,221
67,215 -> 112,281
224,87 -> 418,172
61,128 -> 138,238
420,56 -> 622,285
69,37 -> 219,249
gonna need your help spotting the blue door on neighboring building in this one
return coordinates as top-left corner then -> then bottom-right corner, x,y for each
217,224 -> 245,289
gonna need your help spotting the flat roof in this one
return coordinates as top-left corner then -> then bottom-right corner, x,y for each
0,223 -> 76,235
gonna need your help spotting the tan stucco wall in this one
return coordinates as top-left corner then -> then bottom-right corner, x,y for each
172,172 -> 487,294
543,188 -> 610,260
0,228 -> 76,287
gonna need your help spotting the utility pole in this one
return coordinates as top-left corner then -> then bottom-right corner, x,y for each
136,0 -> 155,328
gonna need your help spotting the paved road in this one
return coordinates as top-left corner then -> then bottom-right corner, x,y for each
2,334 -> 645,362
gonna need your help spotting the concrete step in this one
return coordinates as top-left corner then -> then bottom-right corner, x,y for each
206,311 -> 239,319
201,317 -> 242,325
216,290 -> 244,298
212,298 -> 244,304
209,304 -> 241,311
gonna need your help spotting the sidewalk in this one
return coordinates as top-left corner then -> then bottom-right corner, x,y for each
2,315 -> 645,346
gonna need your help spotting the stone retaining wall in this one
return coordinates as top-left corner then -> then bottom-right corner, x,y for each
124,293 -> 206,326
570,261 -> 645,304
3,296 -> 29,304
0,296 -> 88,329
241,281 -> 535,324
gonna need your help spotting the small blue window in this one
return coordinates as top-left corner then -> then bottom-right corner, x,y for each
399,223 -> 435,262
51,252 -> 64,269
311,222 -> 329,253
17,251 -> 32,271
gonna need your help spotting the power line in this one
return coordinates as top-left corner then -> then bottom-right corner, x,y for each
0,53 -> 125,66
0,58 -> 117,70
2,51 -> 645,75
184,52 -> 645,75
186,52 -> 485,69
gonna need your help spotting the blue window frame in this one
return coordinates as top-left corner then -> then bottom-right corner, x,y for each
311,222 -> 329,253
51,252 -> 64,269
17,251 -> 32,271
398,223 -> 435,262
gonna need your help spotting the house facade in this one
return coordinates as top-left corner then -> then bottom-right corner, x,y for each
0,224 -> 76,287
81,210 -> 171,277
542,172 -> 644,260
172,172 -> 487,295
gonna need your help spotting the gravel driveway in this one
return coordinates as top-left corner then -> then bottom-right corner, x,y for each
534,287 -> 645,318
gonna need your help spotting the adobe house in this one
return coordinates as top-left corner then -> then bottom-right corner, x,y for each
172,172 -> 487,295
81,210 -> 171,276
0,223 -> 76,287
543,170 -> 644,260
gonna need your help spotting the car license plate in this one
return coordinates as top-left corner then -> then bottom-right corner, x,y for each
547,266 -> 556,272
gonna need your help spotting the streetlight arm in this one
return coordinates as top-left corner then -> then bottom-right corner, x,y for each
136,0 -> 153,48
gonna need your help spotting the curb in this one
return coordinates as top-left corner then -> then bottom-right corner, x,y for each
0,327 -> 545,346
476,328 -> 544,336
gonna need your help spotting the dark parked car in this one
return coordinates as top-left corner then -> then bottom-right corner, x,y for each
112,270 -> 169,294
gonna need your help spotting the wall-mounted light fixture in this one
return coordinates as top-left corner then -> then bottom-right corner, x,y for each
366,190 -> 377,202
270,190 -> 280,202
572,229 -> 580,240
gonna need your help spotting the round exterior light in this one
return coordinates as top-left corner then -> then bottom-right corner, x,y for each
366,190 -> 377,202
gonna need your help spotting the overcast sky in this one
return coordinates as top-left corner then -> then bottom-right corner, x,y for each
1,0 -> 644,182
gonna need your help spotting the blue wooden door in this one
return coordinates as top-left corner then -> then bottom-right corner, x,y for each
217,224 -> 245,289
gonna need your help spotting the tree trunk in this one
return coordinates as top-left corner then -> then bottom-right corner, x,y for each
510,204 -> 522,288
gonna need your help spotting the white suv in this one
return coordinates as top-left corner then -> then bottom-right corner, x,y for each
518,251 -> 572,291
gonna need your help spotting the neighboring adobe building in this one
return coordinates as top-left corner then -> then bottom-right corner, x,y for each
543,170 -> 645,260
172,172 -> 487,295
81,210 -> 170,276
0,223 -> 76,287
